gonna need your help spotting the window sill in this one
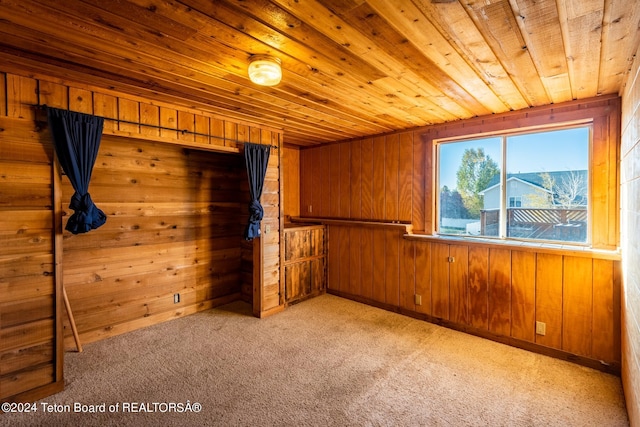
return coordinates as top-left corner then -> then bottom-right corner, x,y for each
403,233 -> 621,260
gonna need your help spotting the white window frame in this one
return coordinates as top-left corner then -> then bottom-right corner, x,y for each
435,123 -> 592,245
509,197 -> 522,208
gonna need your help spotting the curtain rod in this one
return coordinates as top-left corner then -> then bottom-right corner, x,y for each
32,104 -> 279,149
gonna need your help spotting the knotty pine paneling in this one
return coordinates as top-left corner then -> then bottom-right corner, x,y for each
69,87 -> 93,114
325,223 -> 621,370
160,107 -> 178,139
38,81 -> 67,110
0,343 -> 54,377
61,136 -> 248,343
7,74 -> 38,120
140,103 -> 161,138
118,98 -> 140,133
259,130 -> 283,314
0,113 -> 59,401
177,110 -> 195,144
225,122 -> 238,149
0,69 -> 283,402
93,93 -> 118,132
194,114 -> 209,146
211,118 -> 226,147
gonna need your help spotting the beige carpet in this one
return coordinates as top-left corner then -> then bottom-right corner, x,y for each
2,294 -> 628,426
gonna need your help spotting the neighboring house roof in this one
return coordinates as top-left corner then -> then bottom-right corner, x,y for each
481,170 -> 587,191
479,170 -> 588,203
479,176 -> 552,195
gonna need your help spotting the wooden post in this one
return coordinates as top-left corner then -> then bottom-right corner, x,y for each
63,286 -> 83,352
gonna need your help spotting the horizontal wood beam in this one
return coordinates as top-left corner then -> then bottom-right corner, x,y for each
290,216 -> 412,233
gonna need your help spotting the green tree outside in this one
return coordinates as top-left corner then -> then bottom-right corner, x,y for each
440,185 -> 469,219
456,148 -> 500,218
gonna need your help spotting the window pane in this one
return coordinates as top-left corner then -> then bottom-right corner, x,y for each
505,127 -> 589,243
438,137 -> 501,237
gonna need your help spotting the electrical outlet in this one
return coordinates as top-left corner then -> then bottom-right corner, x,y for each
414,294 -> 422,306
535,321 -> 546,336
174,293 -> 180,304
265,224 -> 271,234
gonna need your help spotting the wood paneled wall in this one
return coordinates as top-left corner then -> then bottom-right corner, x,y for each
0,69 -> 283,402
327,224 -> 621,369
256,134 -> 284,316
283,224 -> 326,305
0,116 -> 62,401
283,147 -> 300,220
300,133 -> 419,225
301,95 -> 620,248
301,96 -> 622,371
620,42 -> 640,426
61,136 -> 248,345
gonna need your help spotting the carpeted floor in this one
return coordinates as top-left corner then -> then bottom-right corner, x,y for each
1,294 -> 629,426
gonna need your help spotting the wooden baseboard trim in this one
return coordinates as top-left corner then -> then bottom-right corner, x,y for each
285,290 -> 326,307
327,289 -> 621,375
64,293 -> 243,349
255,304 -> 285,318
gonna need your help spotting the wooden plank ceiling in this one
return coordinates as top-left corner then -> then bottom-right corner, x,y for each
0,0 -> 638,146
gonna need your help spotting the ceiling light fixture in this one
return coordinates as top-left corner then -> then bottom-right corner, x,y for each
248,55 -> 282,86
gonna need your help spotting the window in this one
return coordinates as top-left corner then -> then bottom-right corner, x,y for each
437,126 -> 590,244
